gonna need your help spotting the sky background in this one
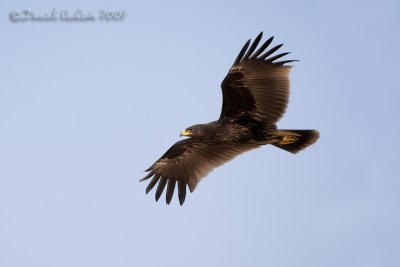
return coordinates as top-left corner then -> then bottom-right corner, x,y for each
1,1 -> 399,267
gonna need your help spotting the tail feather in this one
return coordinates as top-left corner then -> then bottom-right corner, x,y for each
272,129 -> 319,154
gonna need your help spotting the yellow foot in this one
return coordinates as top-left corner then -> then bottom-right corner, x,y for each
279,135 -> 298,145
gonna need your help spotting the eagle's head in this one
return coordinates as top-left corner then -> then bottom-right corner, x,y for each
180,124 -> 214,139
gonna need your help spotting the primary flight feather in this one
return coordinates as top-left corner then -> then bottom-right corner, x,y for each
140,32 -> 319,205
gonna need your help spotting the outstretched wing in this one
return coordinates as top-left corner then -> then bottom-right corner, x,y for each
140,138 -> 255,205
220,32 -> 296,123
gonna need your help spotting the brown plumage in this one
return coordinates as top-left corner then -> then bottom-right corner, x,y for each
140,32 -> 319,205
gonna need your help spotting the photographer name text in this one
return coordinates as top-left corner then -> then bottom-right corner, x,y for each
10,9 -> 126,22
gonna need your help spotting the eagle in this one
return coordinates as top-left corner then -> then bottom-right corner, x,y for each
140,32 -> 319,205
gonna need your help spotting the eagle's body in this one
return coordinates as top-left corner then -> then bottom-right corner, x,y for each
140,32 -> 319,205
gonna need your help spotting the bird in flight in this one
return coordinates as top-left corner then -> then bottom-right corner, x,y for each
140,32 -> 319,205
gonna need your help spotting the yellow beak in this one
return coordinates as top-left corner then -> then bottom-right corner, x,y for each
180,129 -> 191,137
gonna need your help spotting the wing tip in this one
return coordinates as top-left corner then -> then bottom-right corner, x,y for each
232,38 -> 251,66
145,174 -> 160,194
232,33 -> 295,65
139,170 -> 154,182
155,177 -> 167,202
178,181 -> 187,206
165,179 -> 176,205
144,165 -> 153,172
275,59 -> 299,66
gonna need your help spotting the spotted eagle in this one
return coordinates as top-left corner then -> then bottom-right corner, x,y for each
140,32 -> 319,205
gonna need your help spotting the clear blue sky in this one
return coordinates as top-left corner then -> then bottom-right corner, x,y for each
1,1 -> 399,266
